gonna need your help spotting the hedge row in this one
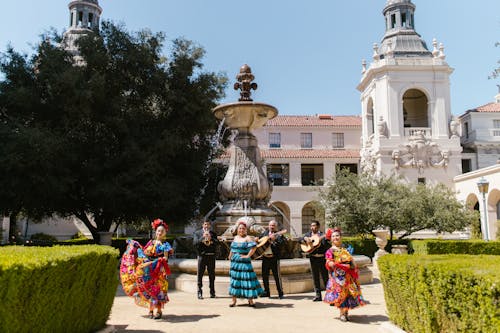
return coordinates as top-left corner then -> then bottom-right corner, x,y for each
410,239 -> 500,255
378,254 -> 500,333
0,245 -> 119,333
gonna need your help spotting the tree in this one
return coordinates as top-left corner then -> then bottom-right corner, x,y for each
489,42 -> 499,79
318,169 -> 476,239
0,22 -> 228,241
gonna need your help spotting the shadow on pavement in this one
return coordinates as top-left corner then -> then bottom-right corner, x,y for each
114,325 -> 164,333
253,302 -> 294,309
347,314 -> 389,324
161,314 -> 221,323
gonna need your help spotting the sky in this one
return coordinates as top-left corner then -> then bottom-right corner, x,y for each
1,0 -> 499,117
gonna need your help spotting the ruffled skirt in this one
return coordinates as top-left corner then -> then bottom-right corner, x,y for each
229,253 -> 263,298
324,268 -> 365,309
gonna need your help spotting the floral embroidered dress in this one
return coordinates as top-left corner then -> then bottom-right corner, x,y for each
229,241 -> 264,298
120,239 -> 172,308
323,245 -> 366,309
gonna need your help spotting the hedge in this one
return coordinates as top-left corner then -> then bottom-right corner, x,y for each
411,239 -> 500,255
378,254 -> 500,333
0,245 -> 119,333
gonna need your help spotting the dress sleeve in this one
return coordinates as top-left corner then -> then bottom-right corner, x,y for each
325,248 -> 333,260
247,241 -> 257,248
161,241 -> 173,253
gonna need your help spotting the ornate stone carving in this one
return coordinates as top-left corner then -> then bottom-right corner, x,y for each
377,116 -> 387,138
449,116 -> 459,138
391,130 -> 450,174
360,147 -> 380,174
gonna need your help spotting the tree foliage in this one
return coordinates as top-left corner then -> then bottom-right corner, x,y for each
0,22 -> 228,240
318,169 -> 477,239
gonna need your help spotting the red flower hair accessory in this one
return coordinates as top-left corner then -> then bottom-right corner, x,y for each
152,218 -> 168,232
326,227 -> 342,239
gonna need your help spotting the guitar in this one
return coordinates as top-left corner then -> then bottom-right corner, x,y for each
251,229 -> 287,260
300,234 -> 326,253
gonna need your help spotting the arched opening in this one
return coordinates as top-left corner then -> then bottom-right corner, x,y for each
270,201 -> 290,232
488,189 -> 500,239
402,89 -> 429,132
366,98 -> 374,137
466,193 -> 481,239
301,202 -> 324,234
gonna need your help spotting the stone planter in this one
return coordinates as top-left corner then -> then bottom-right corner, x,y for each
97,231 -> 113,246
391,244 -> 408,254
372,229 -> 389,260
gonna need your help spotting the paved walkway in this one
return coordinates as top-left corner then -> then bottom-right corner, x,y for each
106,271 -> 402,333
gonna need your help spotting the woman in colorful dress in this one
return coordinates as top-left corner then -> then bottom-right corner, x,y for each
323,227 -> 365,322
228,221 -> 264,307
120,218 -> 174,319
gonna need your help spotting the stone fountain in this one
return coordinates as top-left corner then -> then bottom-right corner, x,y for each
213,64 -> 278,236
169,65 -> 373,294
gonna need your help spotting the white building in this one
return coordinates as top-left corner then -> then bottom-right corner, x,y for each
253,115 -> 361,236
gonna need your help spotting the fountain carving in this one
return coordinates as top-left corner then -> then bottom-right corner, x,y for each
213,64 -> 278,236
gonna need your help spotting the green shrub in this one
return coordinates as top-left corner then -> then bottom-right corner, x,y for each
379,254 -> 500,333
411,239 -> 500,255
342,237 -> 378,257
0,245 -> 119,333
30,232 -> 58,241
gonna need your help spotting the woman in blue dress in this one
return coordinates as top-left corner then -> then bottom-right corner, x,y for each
229,221 -> 264,307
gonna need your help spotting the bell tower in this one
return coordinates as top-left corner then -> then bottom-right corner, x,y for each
62,0 -> 102,61
357,0 -> 462,187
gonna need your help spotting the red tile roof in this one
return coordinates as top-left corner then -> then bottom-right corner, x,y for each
218,149 -> 360,159
475,102 -> 500,112
461,102 -> 500,117
265,115 -> 361,128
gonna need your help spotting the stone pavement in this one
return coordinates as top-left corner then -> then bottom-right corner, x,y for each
105,271 -> 405,333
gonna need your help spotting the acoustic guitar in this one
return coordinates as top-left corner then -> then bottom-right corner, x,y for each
251,229 -> 287,260
300,234 -> 326,253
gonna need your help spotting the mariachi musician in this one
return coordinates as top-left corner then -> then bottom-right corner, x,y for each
193,221 -> 218,299
258,220 -> 285,299
300,220 -> 330,301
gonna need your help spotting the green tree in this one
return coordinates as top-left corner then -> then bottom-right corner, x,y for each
489,42 -> 499,79
0,22 -> 227,241
318,169 -> 476,239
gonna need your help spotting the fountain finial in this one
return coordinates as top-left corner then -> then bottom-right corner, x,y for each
234,64 -> 258,101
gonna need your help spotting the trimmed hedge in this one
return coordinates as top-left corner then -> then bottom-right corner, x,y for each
0,245 -> 119,333
411,239 -> 500,255
379,254 -> 500,333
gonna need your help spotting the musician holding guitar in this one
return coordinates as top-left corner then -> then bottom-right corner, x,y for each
257,220 -> 286,299
300,220 -> 330,301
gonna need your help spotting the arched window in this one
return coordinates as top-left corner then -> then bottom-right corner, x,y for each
402,89 -> 429,134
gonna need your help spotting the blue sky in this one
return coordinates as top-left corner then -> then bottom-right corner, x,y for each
1,1 -> 499,116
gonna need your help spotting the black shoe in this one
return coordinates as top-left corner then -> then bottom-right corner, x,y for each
197,291 -> 203,300
278,294 -> 284,299
313,296 -> 322,302
261,291 -> 270,298
210,293 -> 216,298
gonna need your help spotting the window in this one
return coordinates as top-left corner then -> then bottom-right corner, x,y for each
332,133 -> 344,148
417,177 -> 426,184
267,164 -> 289,186
494,120 -> 500,128
78,11 -> 83,26
300,133 -> 312,148
401,12 -> 407,27
269,133 -> 281,148
88,13 -> 94,28
70,12 -> 74,26
301,206 -> 316,234
337,164 -> 358,174
391,14 -> 396,28
461,159 -> 472,173
301,164 -> 324,186
464,122 -> 469,139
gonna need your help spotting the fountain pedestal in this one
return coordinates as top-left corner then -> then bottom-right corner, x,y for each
212,65 -> 278,235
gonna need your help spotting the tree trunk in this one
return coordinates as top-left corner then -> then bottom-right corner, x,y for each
75,212 -> 99,242
9,210 -> 20,243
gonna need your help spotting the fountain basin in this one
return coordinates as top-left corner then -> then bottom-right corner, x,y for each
213,102 -> 278,130
168,256 -> 373,295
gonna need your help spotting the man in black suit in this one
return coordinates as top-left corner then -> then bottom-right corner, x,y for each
300,220 -> 329,301
193,221 -> 218,299
258,220 -> 285,299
